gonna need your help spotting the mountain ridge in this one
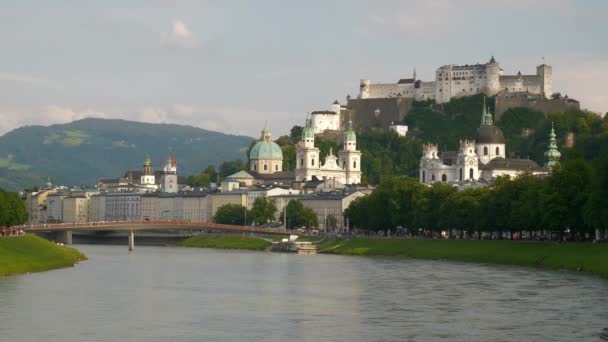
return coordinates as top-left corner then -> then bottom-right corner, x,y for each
0,118 -> 254,191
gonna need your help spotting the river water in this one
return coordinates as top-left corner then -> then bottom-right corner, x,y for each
1,245 -> 607,342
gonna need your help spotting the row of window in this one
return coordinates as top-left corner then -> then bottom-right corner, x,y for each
422,168 -> 475,183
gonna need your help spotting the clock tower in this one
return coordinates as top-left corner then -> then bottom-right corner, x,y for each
457,139 -> 479,181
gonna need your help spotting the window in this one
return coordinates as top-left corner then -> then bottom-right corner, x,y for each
354,161 -> 357,168
431,174 -> 436,181
422,171 -> 426,183
469,168 -> 474,179
275,165 -> 278,171
483,146 -> 488,155
312,159 -> 315,166
343,161 -> 346,169
254,164 -> 257,171
496,147 -> 500,155
300,158 -> 304,167
442,174 -> 447,182
459,168 -> 463,181
264,164 -> 268,171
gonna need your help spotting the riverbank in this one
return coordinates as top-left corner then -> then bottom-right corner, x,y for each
321,238 -> 608,278
179,235 -> 272,251
0,234 -> 87,276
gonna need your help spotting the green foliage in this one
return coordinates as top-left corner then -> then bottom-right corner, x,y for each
179,235 -> 271,250
249,197 -> 277,224
282,200 -> 318,229
0,235 -> 87,276
0,118 -> 253,191
320,238 -> 608,278
213,204 -> 247,225
0,188 -> 28,226
219,160 -> 246,178
345,158 -> 605,237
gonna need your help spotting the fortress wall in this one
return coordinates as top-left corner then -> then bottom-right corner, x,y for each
343,97 -> 414,131
495,93 -> 580,121
368,84 -> 414,98
499,75 -> 542,94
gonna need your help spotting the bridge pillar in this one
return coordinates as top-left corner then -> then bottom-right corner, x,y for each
128,231 -> 135,251
56,230 -> 72,245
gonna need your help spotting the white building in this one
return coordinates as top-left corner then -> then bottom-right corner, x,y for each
300,190 -> 367,231
359,57 -> 553,103
104,193 -> 142,221
419,101 -> 551,184
246,186 -> 300,209
310,100 -> 343,134
46,193 -> 66,223
295,114 -> 362,185
389,122 -> 408,137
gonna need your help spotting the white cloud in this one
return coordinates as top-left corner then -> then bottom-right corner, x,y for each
161,20 -> 199,48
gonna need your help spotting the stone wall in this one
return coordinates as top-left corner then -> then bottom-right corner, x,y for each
342,98 -> 414,131
495,92 -> 580,121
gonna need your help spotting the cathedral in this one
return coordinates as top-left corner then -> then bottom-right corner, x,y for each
295,114 -> 362,184
419,99 -> 559,185
241,115 -> 362,186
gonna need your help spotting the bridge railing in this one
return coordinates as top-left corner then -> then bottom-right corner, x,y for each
23,220 -> 301,235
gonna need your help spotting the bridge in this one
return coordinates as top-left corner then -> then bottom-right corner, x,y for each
24,221 -> 303,247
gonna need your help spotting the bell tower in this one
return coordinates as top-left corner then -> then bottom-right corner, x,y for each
338,117 -> 362,184
295,113 -> 320,181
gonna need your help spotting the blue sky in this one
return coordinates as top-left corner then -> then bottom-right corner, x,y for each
0,0 -> 606,137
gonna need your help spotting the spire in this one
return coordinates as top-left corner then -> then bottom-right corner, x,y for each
413,67 -> 417,81
544,122 -> 561,168
481,96 -> 494,126
261,121 -> 272,142
344,113 -> 356,144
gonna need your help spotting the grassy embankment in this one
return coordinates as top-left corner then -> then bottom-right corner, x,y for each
0,234 -> 87,276
179,235 -> 272,251
321,238 -> 608,278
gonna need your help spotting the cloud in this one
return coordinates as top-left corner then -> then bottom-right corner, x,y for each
161,20 -> 199,48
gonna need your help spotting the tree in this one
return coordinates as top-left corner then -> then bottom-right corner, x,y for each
213,204 -> 248,225
187,173 -> 211,187
0,188 -> 28,226
282,200 -> 318,229
290,126 -> 303,143
249,197 -> 277,225
219,160 -> 246,178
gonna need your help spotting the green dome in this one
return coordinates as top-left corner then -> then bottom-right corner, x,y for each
302,126 -> 315,139
250,141 -> 283,160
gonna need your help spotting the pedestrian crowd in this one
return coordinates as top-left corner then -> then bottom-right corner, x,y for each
0,227 -> 25,237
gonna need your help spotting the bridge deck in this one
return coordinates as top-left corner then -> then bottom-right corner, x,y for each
23,221 -> 301,236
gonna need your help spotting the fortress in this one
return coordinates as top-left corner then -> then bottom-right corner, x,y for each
358,56 -> 552,103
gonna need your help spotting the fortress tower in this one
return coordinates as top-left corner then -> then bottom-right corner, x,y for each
537,64 -> 552,99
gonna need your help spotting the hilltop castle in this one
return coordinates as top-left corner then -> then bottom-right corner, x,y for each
359,56 -> 552,103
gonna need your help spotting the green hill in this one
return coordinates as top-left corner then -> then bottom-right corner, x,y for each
0,118 -> 254,191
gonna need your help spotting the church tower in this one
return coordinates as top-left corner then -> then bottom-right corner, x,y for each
338,117 -> 362,184
475,97 -> 506,165
544,122 -> 561,169
140,156 -> 155,186
295,114 -> 320,181
160,151 -> 178,193
457,140 -> 479,181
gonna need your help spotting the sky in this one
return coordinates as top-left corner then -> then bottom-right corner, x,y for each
0,0 -> 606,138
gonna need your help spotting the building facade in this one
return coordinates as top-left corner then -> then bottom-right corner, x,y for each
359,57 -> 553,103
419,101 -> 554,185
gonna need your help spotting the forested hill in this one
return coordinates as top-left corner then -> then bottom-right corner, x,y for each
0,118 -> 254,191
274,94 -> 608,184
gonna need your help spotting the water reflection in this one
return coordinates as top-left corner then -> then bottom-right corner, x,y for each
0,245 -> 607,342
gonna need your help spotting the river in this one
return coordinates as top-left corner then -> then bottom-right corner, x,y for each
1,245 -> 607,341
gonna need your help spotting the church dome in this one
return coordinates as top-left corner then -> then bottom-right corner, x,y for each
250,140 -> 283,160
475,125 -> 505,144
250,125 -> 283,160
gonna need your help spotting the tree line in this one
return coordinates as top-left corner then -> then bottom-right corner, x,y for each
213,197 -> 318,229
0,188 -> 29,227
345,156 -> 608,240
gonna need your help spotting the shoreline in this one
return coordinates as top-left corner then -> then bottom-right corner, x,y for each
320,238 -> 608,279
0,234 -> 87,276
179,235 -> 273,251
